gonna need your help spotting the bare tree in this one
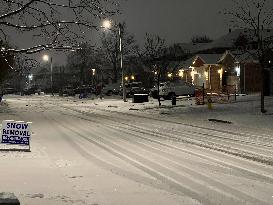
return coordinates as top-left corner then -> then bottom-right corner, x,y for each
0,0 -> 120,84
139,33 -> 169,106
0,40 -> 14,83
0,0 -> 119,53
100,22 -> 137,83
225,0 -> 273,113
66,42 -> 97,86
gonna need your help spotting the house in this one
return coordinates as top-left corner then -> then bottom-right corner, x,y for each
178,53 -> 229,92
177,29 -> 273,95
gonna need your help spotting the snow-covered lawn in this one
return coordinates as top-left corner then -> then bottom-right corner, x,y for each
47,93 -> 273,134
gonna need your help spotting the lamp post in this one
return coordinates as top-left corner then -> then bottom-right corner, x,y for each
92,68 -> 96,86
103,20 -> 126,102
28,74 -> 33,86
43,54 -> 53,96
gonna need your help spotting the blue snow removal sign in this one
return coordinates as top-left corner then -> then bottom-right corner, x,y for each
1,120 -> 32,145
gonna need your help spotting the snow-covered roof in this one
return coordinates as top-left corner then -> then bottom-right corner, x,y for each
178,54 -> 222,69
179,29 -> 273,54
197,54 -> 223,65
178,56 -> 196,69
217,51 -> 236,63
178,42 -> 212,54
232,50 -> 259,63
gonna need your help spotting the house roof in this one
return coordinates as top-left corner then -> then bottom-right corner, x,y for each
178,54 -> 222,69
231,50 -> 259,63
178,56 -> 196,69
178,29 -> 273,54
196,54 -> 223,65
217,51 -> 236,63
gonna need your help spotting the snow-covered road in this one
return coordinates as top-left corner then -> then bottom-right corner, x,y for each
1,95 -> 273,205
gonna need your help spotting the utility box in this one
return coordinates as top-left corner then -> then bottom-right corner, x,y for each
133,94 -> 149,103
171,96 -> 176,105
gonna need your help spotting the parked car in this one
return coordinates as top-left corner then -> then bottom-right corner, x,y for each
22,87 -> 40,95
75,85 -> 95,95
149,83 -> 165,99
74,85 -> 95,98
121,82 -> 148,98
159,81 -> 195,99
102,83 -> 121,96
62,86 -> 75,96
3,87 -> 16,94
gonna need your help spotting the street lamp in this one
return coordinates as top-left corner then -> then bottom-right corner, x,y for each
102,20 -> 126,102
91,68 -> 96,86
102,19 -> 111,30
43,54 -> 53,96
27,74 -> 33,86
92,68 -> 96,76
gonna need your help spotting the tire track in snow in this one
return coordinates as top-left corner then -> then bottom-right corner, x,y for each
44,111 -> 193,199
55,105 -> 273,167
66,118 -> 273,204
55,118 -> 270,205
51,105 -> 273,183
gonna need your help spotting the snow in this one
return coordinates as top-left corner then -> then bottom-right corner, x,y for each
179,29 -> 273,57
0,94 -> 273,205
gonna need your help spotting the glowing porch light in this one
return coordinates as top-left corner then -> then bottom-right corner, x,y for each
178,69 -> 184,77
167,73 -> 172,78
235,65 -> 240,77
204,71 -> 209,80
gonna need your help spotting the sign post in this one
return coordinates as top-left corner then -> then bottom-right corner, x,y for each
1,120 -> 32,151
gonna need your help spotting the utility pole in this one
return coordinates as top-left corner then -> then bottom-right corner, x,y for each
50,56 -> 53,96
119,23 -> 126,102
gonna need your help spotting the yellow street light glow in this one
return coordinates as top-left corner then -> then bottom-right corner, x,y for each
43,54 -> 49,62
125,76 -> 129,81
102,20 -> 111,29
131,75 -> 135,80
154,71 -> 158,75
167,73 -> 172,78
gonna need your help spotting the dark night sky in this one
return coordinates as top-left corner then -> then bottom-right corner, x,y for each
119,0 -> 232,45
14,0 -> 237,66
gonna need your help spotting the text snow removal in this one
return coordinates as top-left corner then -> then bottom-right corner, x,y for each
1,120 -> 32,145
